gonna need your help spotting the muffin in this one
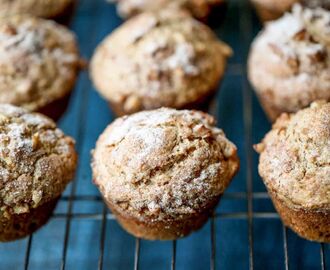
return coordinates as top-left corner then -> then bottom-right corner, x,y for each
248,5 -> 330,121
251,0 -> 330,22
0,0 -> 76,23
92,108 -> 239,240
91,11 -> 232,116
250,0 -> 297,22
255,101 -> 330,243
304,0 -> 330,10
110,0 -> 226,22
0,104 -> 77,242
0,15 -> 82,121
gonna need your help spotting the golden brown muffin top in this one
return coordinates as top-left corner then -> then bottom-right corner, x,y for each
255,101 -> 330,210
91,11 -> 232,115
111,0 -> 225,20
248,5 -> 330,115
92,108 -> 239,221
0,15 -> 81,111
0,0 -> 73,19
0,104 -> 77,217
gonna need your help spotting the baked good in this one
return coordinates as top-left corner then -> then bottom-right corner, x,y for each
0,104 -> 77,242
0,0 -> 75,23
304,0 -> 330,10
250,0 -> 297,22
251,0 -> 330,22
0,15 -> 82,121
91,11 -> 232,116
110,0 -> 226,22
248,5 -> 330,121
255,101 -> 330,242
92,108 -> 239,240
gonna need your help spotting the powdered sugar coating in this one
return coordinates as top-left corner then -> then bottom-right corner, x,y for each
110,0 -> 224,20
0,104 -> 77,216
0,0 -> 73,19
255,101 -> 330,210
0,15 -> 80,111
248,5 -> 330,120
91,11 -> 232,115
251,0 -> 330,22
92,108 -> 239,221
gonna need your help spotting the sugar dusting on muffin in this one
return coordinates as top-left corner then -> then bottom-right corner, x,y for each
110,0 -> 225,20
259,5 -> 329,67
0,19 -> 78,69
248,4 -> 330,120
0,104 -> 77,217
255,101 -> 330,209
0,15 -> 80,111
92,108 -> 239,220
91,11 -> 232,115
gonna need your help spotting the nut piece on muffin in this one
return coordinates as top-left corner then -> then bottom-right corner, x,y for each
92,108 -> 239,240
0,104 -> 77,242
110,0 -> 226,22
248,5 -> 330,121
91,11 -> 232,116
0,0 -> 75,21
0,15 -> 82,121
255,101 -> 330,243
251,0 -> 330,22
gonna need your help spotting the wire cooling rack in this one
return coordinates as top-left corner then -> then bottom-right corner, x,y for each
0,0 -> 329,269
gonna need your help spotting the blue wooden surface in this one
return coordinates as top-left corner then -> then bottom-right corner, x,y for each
0,0 -> 329,269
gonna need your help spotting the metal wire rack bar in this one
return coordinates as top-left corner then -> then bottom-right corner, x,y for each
58,191 -> 272,202
240,1 -> 254,269
44,212 -> 281,220
282,226 -> 290,270
171,241 -> 177,270
321,244 -> 326,270
134,239 -> 141,270
24,235 -> 33,270
60,1 -> 102,269
210,216 -> 216,270
98,205 -> 108,270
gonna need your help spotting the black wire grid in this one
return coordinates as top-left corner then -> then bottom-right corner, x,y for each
2,0 -> 329,269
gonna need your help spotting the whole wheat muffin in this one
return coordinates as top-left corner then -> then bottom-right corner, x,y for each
0,0 -> 75,22
110,0 -> 226,22
251,0 -> 330,22
91,11 -> 232,116
0,104 -> 77,242
251,0 -> 297,22
248,5 -> 330,121
92,108 -> 239,240
305,0 -> 330,9
0,15 -> 82,121
255,101 -> 330,243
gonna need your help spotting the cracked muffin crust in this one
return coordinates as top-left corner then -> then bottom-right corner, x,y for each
251,0 -> 330,22
91,11 -> 232,116
0,0 -> 74,20
110,0 -> 226,21
255,101 -> 330,242
0,104 -> 77,241
248,5 -> 330,121
0,15 -> 82,120
92,108 -> 239,240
